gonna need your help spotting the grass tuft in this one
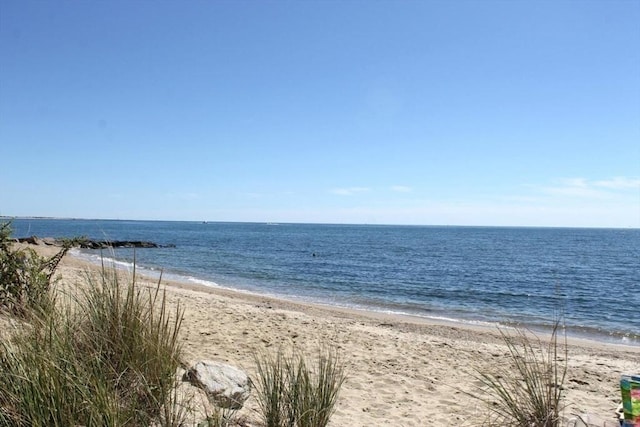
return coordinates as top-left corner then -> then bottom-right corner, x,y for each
476,321 -> 567,427
254,346 -> 346,427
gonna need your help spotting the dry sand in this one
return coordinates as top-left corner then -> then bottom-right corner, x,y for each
17,245 -> 640,426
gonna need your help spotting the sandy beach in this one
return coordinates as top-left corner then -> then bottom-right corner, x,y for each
20,245 -> 640,426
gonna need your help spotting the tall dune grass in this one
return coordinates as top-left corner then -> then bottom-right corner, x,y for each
0,259 -> 184,426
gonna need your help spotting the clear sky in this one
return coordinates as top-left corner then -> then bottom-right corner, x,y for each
1,1 -> 639,227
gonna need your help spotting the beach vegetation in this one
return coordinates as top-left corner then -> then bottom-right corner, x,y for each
476,321 -> 567,427
197,407 -> 241,427
254,346 -> 346,427
0,254 -> 185,426
0,221 -> 69,318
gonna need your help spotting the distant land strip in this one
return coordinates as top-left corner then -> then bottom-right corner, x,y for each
14,236 -> 175,249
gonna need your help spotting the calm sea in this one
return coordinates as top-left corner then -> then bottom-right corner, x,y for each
7,218 -> 640,345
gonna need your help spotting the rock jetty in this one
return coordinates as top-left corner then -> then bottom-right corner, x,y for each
15,236 -> 175,249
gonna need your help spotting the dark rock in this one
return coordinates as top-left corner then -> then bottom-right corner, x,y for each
16,236 -> 39,245
78,240 -> 159,249
16,236 -> 172,250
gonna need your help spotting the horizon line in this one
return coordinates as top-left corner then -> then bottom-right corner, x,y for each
2,215 -> 638,231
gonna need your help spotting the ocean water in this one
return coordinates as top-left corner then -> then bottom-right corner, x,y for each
7,218 -> 640,345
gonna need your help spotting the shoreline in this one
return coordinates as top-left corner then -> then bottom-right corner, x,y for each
163,272 -> 640,353
12,243 -> 640,426
72,248 -> 640,350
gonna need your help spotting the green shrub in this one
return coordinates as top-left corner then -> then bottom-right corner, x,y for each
0,222 -> 68,317
476,322 -> 567,427
254,346 -> 346,427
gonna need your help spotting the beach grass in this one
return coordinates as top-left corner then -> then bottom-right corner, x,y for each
476,321 -> 567,427
198,407 -> 241,427
254,346 -> 346,427
0,230 -> 185,426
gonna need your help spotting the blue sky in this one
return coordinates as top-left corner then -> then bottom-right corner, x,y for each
1,1 -> 639,227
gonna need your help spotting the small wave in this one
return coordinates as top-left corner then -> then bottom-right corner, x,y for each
371,308 -> 501,329
185,276 -> 222,288
70,250 -> 165,282
303,299 -> 504,329
74,251 -> 135,271
180,275 -> 284,299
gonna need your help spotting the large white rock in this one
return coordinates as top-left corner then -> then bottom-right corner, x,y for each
183,361 -> 251,409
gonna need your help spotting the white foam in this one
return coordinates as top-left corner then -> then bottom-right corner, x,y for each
184,276 -> 222,288
177,275 -> 276,299
71,250 -> 159,279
